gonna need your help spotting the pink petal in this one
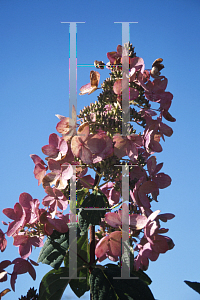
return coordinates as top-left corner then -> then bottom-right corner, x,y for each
34,163 -> 47,186
160,122 -> 173,137
80,175 -> 95,188
31,236 -> 44,247
158,213 -> 175,222
47,218 -> 68,233
30,154 -> 44,165
113,80 -> 122,95
109,231 -> 122,257
49,133 -> 60,148
86,134 -> 106,154
79,146 -> 93,164
27,260 -> 36,280
130,88 -> 139,100
105,212 -> 121,228
153,173 -> 171,189
42,144 -> 58,157
57,199 -> 68,211
3,208 -> 16,220
139,181 -> 158,194
59,139 -> 68,155
154,77 -> 168,91
19,193 -> 32,210
56,117 -> 72,135
11,272 -> 17,291
61,163 -> 73,180
138,192 -> 151,208
19,242 -> 32,259
13,235 -> 28,246
147,210 -> 160,223
130,214 -> 147,230
95,236 -> 109,258
0,260 -> 11,269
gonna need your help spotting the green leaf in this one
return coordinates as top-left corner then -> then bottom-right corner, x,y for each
37,223 -> 80,269
64,232 -> 90,298
90,264 -> 155,300
38,267 -> 70,300
78,190 -> 107,235
37,230 -> 69,270
69,268 -> 90,298
184,280 -> 200,294
131,269 -> 152,286
76,188 -> 89,208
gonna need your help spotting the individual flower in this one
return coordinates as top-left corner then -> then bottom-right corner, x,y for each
95,231 -> 122,262
105,203 -> 148,231
113,77 -> 139,102
3,203 -> 26,237
107,45 -> 122,66
104,104 -> 112,114
11,258 -> 36,291
113,133 -> 143,161
30,154 -> 48,185
13,233 -> 44,259
146,156 -> 171,200
39,210 -> 69,235
130,178 -> 158,209
134,210 -> 175,271
100,182 -> 121,206
18,192 -> 40,225
143,128 -> 163,154
42,187 -> 68,217
42,159 -> 74,190
96,204 -> 149,263
56,105 -> 77,141
42,133 -> 68,160
71,122 -> 111,165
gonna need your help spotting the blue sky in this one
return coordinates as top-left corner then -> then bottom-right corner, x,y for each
0,0 -> 200,299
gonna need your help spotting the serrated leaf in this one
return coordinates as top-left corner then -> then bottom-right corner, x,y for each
64,233 -> 90,298
78,191 -> 107,235
90,264 -> 155,300
37,223 -> 80,269
38,267 -> 70,300
37,230 -> 69,270
184,280 -> 200,294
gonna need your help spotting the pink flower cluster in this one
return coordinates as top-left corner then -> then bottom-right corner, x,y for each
0,190 -> 69,290
0,43 -> 175,294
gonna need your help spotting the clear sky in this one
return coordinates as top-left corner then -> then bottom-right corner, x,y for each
0,0 -> 200,299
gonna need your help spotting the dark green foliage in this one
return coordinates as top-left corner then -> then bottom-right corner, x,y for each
184,280 -> 200,294
90,264 -> 155,300
37,230 -> 70,270
37,223 -> 81,269
38,267 -> 70,300
78,191 -> 107,235
76,188 -> 89,208
38,222 -> 90,299
64,232 -> 90,298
